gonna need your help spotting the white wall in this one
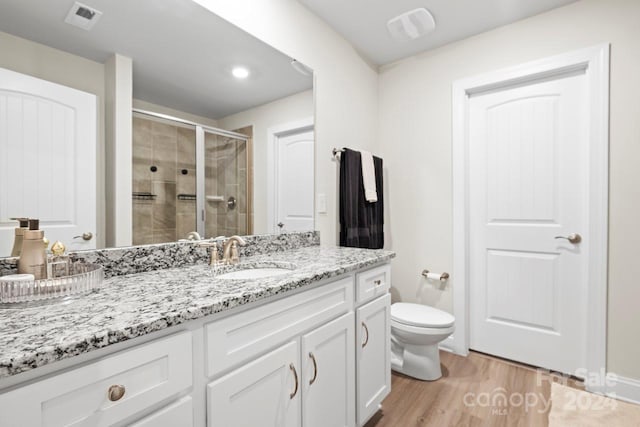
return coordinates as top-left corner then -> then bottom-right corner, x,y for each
193,0 -> 379,245
218,90 -> 314,233
378,0 -> 640,379
0,31 -> 107,249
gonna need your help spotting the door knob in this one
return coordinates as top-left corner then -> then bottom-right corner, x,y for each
554,233 -> 582,244
73,232 -> 93,241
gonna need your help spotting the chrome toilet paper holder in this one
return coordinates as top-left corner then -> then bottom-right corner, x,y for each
422,269 -> 450,281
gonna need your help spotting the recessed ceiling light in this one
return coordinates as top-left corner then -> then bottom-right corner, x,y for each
231,66 -> 250,79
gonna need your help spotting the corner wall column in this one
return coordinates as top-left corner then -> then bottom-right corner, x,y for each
105,54 -> 133,247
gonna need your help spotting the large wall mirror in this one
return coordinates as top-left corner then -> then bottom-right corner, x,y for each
0,0 -> 315,257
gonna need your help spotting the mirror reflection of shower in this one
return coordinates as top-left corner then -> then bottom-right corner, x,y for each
132,111 -> 251,245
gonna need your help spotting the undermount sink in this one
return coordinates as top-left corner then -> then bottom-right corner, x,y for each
215,262 -> 296,280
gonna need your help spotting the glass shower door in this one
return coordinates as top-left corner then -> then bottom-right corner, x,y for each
200,129 -> 249,238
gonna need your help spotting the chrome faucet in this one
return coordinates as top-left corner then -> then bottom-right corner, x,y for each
222,235 -> 247,265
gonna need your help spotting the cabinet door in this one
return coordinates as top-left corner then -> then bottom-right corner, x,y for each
207,340 -> 301,427
301,312 -> 355,427
356,294 -> 391,426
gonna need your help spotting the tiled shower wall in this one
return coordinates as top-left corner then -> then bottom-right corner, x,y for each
132,117 -> 197,245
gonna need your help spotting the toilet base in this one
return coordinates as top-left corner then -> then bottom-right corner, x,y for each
391,341 -> 442,381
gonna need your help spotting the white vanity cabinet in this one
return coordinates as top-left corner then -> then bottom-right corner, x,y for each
204,276 -> 356,427
0,332 -> 193,427
0,261 -> 391,427
356,293 -> 391,425
207,312 -> 357,427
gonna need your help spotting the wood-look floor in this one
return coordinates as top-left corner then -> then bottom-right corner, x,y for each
365,350 -> 583,427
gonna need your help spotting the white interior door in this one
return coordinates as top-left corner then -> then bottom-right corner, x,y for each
468,71 -> 589,375
275,129 -> 314,232
0,67 -> 97,255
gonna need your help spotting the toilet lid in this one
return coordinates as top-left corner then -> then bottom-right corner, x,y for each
391,303 -> 455,328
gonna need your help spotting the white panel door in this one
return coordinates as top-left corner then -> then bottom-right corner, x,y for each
469,71 -> 589,375
275,130 -> 314,232
0,67 -> 97,255
207,340 -> 301,427
301,312 -> 355,427
356,294 -> 391,426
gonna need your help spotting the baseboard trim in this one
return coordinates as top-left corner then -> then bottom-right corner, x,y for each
604,374 -> 640,404
439,335 -> 457,353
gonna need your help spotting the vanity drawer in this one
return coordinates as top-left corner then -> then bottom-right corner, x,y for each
356,264 -> 391,304
0,331 -> 192,427
130,396 -> 193,427
205,276 -> 353,377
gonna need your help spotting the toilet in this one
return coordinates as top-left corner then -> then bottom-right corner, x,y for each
390,303 -> 455,381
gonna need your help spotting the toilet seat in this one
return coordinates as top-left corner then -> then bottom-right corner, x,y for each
391,303 -> 455,328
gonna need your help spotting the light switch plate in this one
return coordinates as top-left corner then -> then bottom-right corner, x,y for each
317,193 -> 327,214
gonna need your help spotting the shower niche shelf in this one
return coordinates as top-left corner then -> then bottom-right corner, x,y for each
133,192 -> 157,201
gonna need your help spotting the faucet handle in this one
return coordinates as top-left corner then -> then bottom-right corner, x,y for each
230,241 -> 240,264
198,240 -> 221,266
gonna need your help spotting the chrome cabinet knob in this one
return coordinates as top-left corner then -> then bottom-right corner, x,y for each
73,232 -> 93,241
554,233 -> 582,244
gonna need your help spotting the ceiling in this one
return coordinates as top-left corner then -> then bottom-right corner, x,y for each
298,0 -> 579,66
0,0 -> 313,119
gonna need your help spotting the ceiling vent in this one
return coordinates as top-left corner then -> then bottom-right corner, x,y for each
386,8 -> 436,42
64,2 -> 103,31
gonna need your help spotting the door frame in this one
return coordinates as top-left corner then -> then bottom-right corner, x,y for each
451,44 -> 610,389
266,117 -> 314,233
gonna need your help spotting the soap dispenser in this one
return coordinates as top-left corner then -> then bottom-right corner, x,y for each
10,218 -> 29,257
18,219 -> 47,280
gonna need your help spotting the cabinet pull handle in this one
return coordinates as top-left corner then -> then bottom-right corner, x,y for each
362,322 -> 369,348
309,352 -> 318,385
108,384 -> 126,402
289,363 -> 299,399
374,279 -> 382,286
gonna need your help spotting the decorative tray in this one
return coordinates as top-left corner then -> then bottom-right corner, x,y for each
0,263 -> 104,305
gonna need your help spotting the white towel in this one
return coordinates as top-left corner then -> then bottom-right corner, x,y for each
360,150 -> 378,203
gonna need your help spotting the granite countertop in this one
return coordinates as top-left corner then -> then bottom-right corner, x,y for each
0,246 -> 394,380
